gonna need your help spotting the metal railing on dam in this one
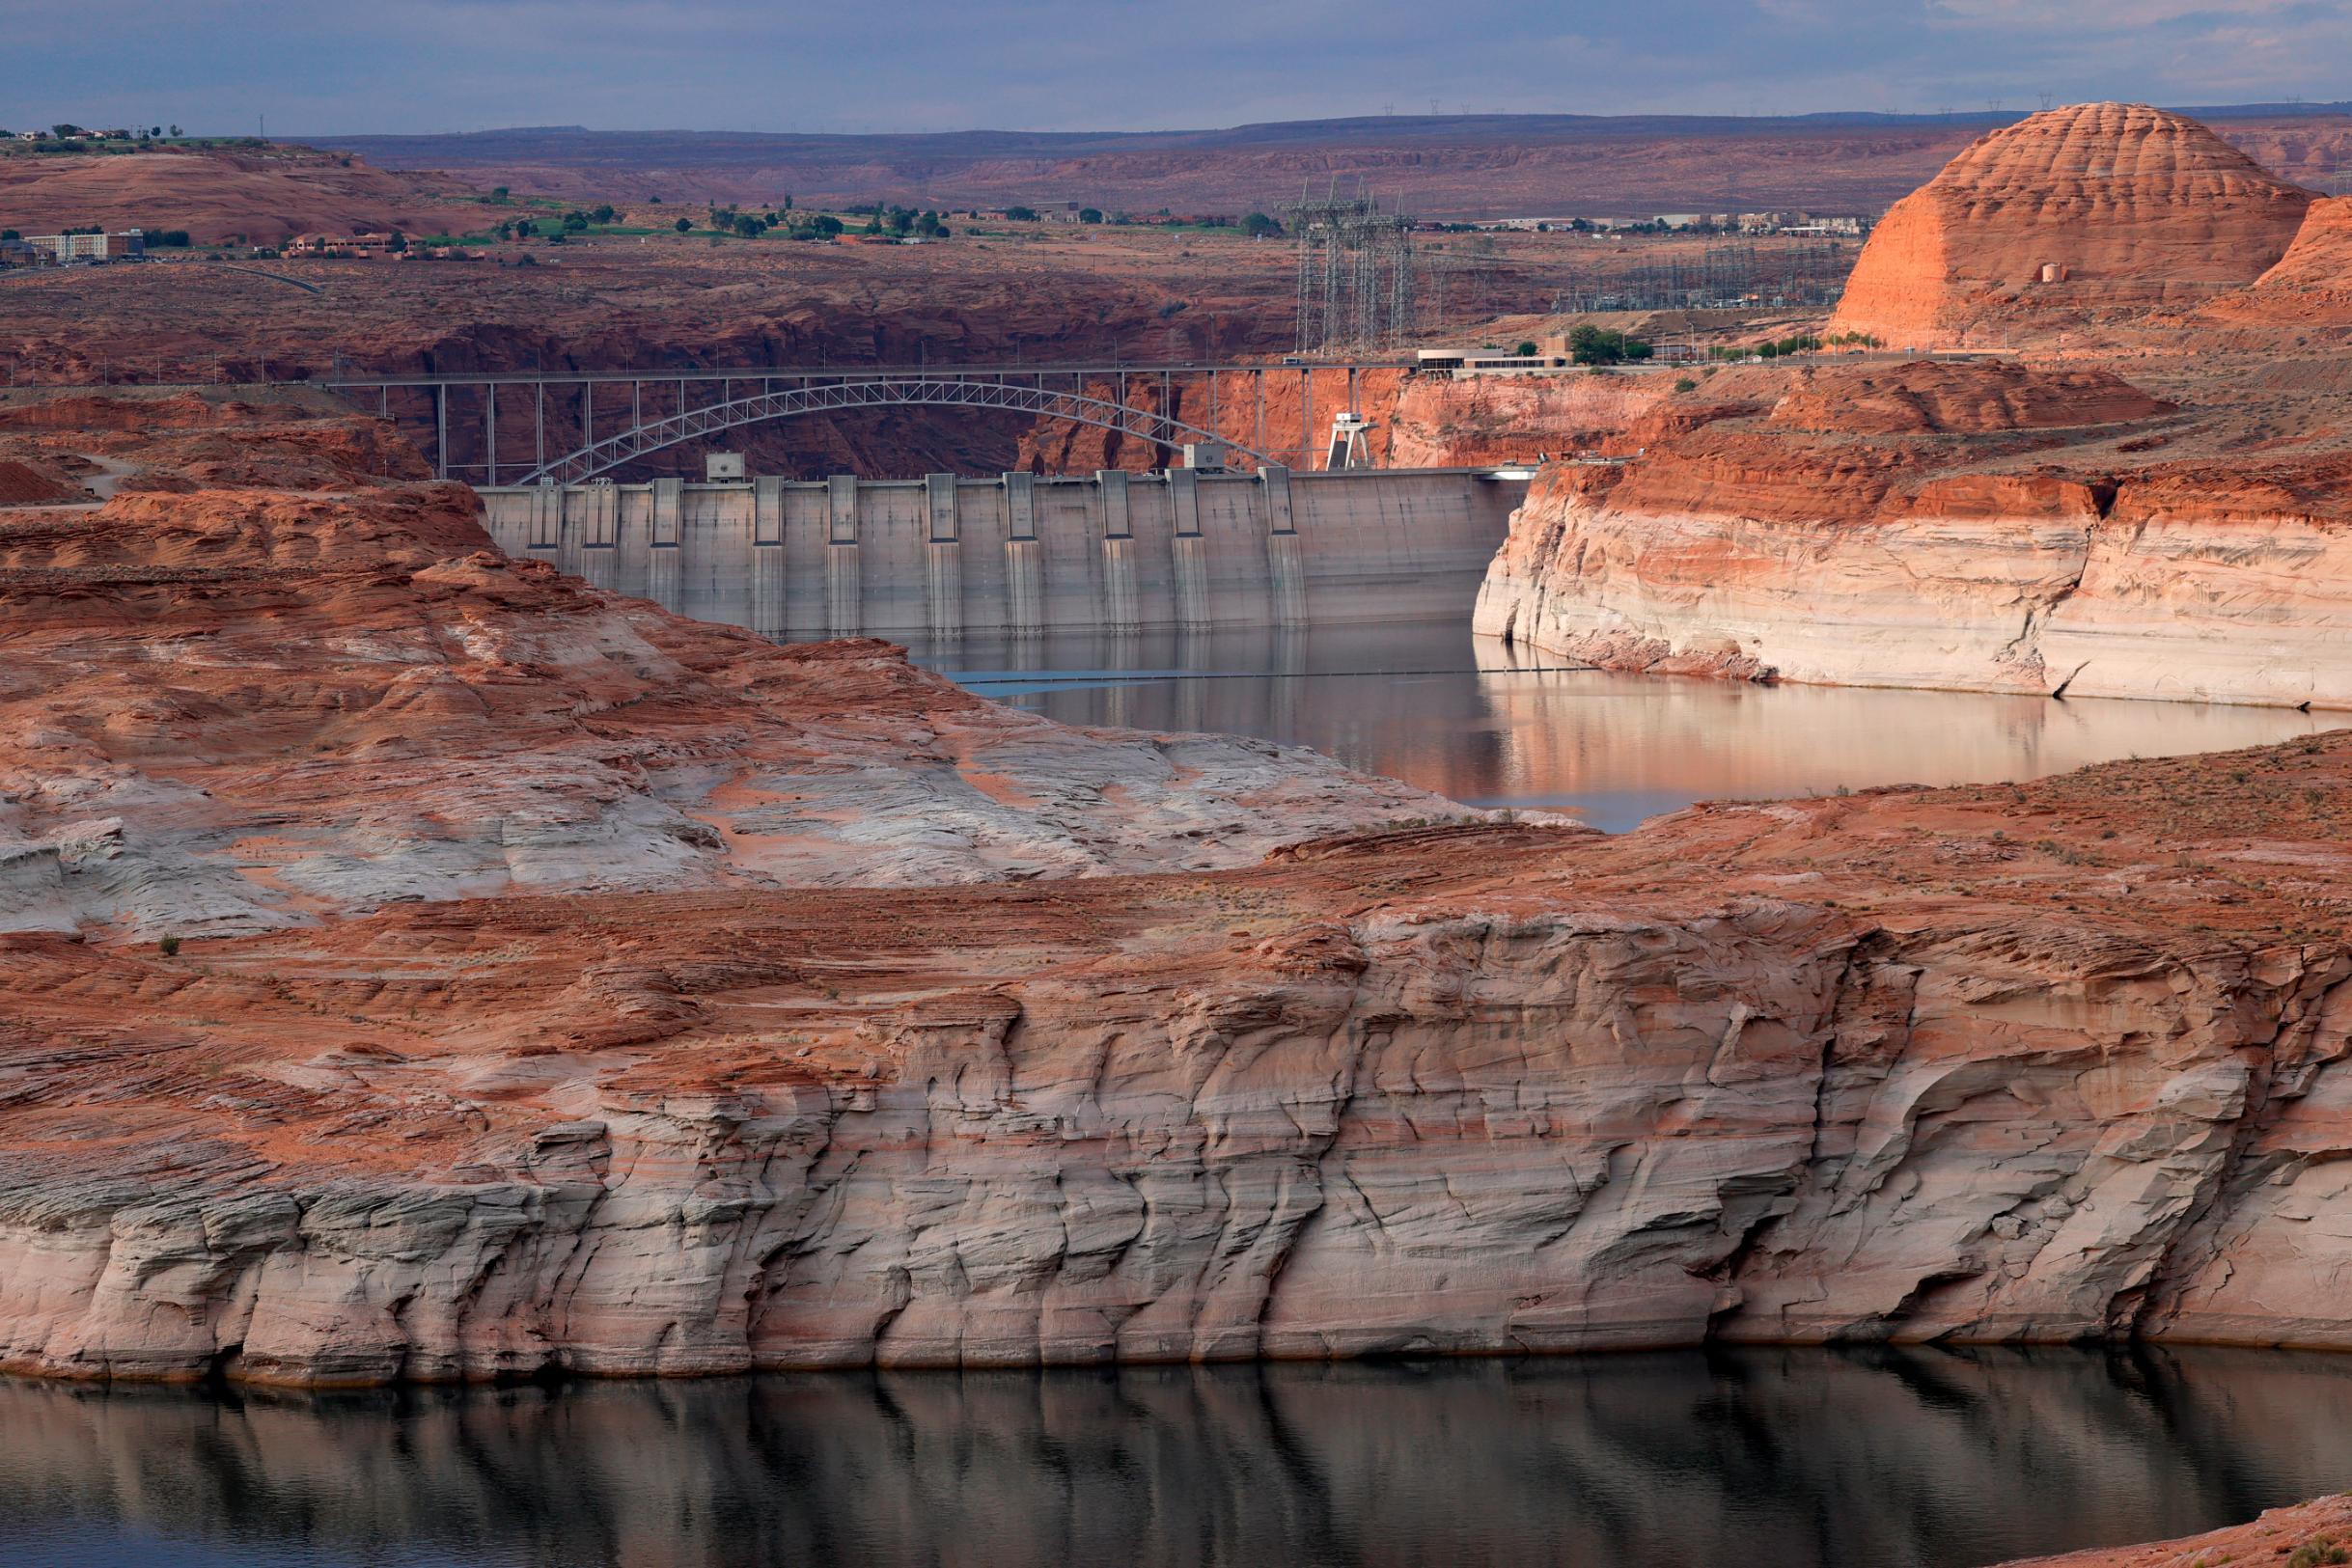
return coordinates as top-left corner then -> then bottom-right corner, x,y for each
478,465 -> 1528,640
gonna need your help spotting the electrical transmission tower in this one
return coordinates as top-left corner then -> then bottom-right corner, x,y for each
1287,191 -> 1416,356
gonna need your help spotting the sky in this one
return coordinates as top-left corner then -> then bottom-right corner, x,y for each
3,0 -> 2348,136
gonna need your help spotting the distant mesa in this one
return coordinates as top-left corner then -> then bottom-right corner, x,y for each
1829,102 -> 2315,348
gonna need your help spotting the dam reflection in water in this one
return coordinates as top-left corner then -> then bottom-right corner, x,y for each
6,1348 -> 2351,1568
913,623 -> 2329,831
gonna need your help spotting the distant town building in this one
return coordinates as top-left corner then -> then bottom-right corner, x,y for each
287,233 -> 397,258
24,232 -> 111,262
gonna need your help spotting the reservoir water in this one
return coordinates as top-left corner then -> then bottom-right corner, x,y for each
915,622 -> 2330,831
17,632 -> 2336,1568
7,1347 -> 2350,1568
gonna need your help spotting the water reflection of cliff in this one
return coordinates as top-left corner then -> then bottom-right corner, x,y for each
919,625 -> 2326,830
4,1349 -> 2350,1568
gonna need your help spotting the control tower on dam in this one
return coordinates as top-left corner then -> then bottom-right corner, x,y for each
478,465 -> 1526,641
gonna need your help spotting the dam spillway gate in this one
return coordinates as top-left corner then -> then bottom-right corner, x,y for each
479,466 -> 1526,640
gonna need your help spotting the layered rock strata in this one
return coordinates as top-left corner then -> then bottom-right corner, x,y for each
0,392 -> 1449,940
3,387 -> 2350,1389
3,735 -> 2349,1384
1475,361 -> 2352,709
1831,102 -> 2313,348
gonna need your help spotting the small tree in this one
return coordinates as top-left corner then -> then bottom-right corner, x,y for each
1078,206 -> 1103,224
1004,205 -> 1038,222
1242,211 -> 1282,238
386,230 -> 407,253
168,124 -> 182,138
674,216 -> 692,233
490,185 -> 510,204
1515,341 -> 1538,357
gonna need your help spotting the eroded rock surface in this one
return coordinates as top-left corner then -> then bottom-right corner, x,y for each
1476,357 -> 2352,710
3,386 -> 2349,1391
1831,102 -> 2313,349
3,738 -> 2348,1384
0,391 -> 1450,941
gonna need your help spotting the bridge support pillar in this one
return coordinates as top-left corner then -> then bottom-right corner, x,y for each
826,475 -> 861,637
751,476 -> 786,638
1259,464 -> 1308,628
647,478 -> 682,613
925,473 -> 961,640
1003,472 -> 1042,638
1169,468 -> 1210,631
1096,470 -> 1139,634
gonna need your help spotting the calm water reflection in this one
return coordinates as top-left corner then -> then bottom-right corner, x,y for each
911,624 -> 2330,831
4,1348 -> 2349,1568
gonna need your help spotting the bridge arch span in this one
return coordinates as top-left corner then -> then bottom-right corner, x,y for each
517,376 -> 1280,485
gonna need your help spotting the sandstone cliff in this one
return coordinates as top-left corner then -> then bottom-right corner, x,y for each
0,389 -> 1447,942
3,388 -> 2349,1392
3,739 -> 2348,1383
1475,360 -> 2352,710
1830,103 -> 2313,349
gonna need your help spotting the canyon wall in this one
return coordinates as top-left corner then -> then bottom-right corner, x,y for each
4,759 -> 2349,1383
1475,352 -> 2352,710
1476,451 -> 2352,710
4,385 -> 2350,1390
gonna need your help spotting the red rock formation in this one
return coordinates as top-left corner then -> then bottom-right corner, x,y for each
4,385 -> 2351,1394
1765,359 -> 2174,435
2,734 -> 2348,1383
0,458 -> 83,505
0,390 -> 1448,941
2208,194 -> 2352,328
1476,359 -> 2352,709
1831,103 -> 2313,348
2000,1494 -> 2352,1567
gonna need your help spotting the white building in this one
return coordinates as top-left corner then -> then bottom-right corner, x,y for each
27,233 -> 109,261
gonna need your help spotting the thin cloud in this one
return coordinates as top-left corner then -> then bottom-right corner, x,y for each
0,0 -> 2343,135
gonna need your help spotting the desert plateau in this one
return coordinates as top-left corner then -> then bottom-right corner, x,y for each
4,22 -> 2351,1565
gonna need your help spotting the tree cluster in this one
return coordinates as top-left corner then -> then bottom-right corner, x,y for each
1567,325 -> 1652,365
857,205 -> 951,238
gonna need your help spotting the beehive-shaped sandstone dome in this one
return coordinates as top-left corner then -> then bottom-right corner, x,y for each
1830,102 -> 2312,347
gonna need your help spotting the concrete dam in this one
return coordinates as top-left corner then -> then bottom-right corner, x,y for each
478,466 -> 1525,641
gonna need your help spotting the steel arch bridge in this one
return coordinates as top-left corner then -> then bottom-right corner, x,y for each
520,374 -> 1281,484
313,359 -> 1412,485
